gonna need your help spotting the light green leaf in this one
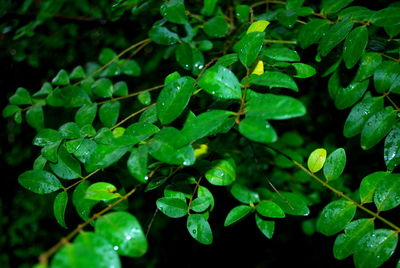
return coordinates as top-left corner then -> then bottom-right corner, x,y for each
205,157 -> 236,186
230,183 -> 260,204
298,19 -> 330,49
256,201 -> 285,218
360,107 -> 397,150
187,214 -> 213,245
53,191 -> 68,228
384,127 -> 400,171
148,26 -> 179,45
73,181 -> 98,221
307,148 -> 326,173
125,122 -> 159,140
374,173 -> 400,211
255,214 -> 275,239
198,186 -> 215,211
69,65 -> 86,80
26,105 -> 44,130
319,19 -> 354,57
272,192 -> 310,216
359,171 -> 388,204
85,182 -> 119,201
50,145 -> 82,180
292,63 -> 316,78
245,90 -> 306,119
249,72 -> 298,91
316,200 -> 356,236
333,218 -> 374,260
247,20 -> 270,33
18,170 -> 63,194
215,53 -> 238,67
160,0 -> 187,24
203,16 -> 228,38
95,211 -> 148,257
92,78 -> 113,98
343,96 -> 384,138
156,197 -> 188,218
127,146 -> 148,183
157,76 -> 195,124
190,197 -> 211,213
99,101 -> 120,127
239,117 -> 277,144
323,148 -> 346,181
59,122 -> 81,139
224,205 -> 253,226
354,229 -> 398,268
264,47 -> 299,62
343,26 -> 368,69
198,65 -> 241,99
236,32 -> 265,67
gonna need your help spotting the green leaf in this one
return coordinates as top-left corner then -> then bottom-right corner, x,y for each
18,170 -> 63,194
157,76 -> 195,124
354,53 -> 382,82
160,0 -> 187,24
256,201 -> 285,218
69,65 -> 86,80
187,214 -> 213,245
114,81 -> 128,97
50,145 -> 82,180
224,205 -> 253,226
298,19 -> 330,49
175,43 -> 192,70
307,148 -> 327,173
190,197 -> 211,213
26,105 -> 44,130
125,122 -> 159,140
235,5 -> 250,22
92,78 -> 113,98
120,60 -> 141,77
52,70 -> 70,86
2,105 -> 20,118
75,103 -> 97,127
73,181 -> 98,221
85,182 -> 119,200
384,127 -> 400,171
343,96 -> 384,138
371,7 -> 400,27
321,0 -> 353,14
181,110 -> 234,143
33,82 -> 52,98
95,211 -> 148,257
249,72 -> 298,91
239,117 -> 277,144
319,19 -> 354,57
46,86 -> 91,108
277,9 -> 297,28
360,107 -> 397,150
216,53 -> 238,67
203,16 -> 228,38
235,32 -> 265,67
359,171 -> 388,204
51,232 -> 121,268
42,141 -> 62,162
374,173 -> 400,211
323,148 -> 346,181
343,26 -> 368,69
263,47 -> 300,62
230,183 -> 260,204
99,48 -> 117,65
9,87 -> 32,105
202,0 -> 217,15
99,101 -> 120,127
245,90 -> 306,119
53,191 -> 68,228
316,200 -> 356,236
292,63 -> 316,78
205,157 -> 236,186
247,20 -> 270,33
255,214 -> 275,239
374,61 -> 400,93
333,218 -> 374,260
138,92 -> 151,106
156,197 -> 188,218
354,229 -> 398,268
127,146 -> 148,183
59,122 -> 81,139
198,65 -> 241,99
339,6 -> 373,21
334,80 -> 369,110
272,192 -> 310,216
148,127 -> 195,166
149,26 -> 179,45
85,144 -> 129,172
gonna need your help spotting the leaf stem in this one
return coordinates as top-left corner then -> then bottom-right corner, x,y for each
96,84 -> 164,105
109,103 -> 156,130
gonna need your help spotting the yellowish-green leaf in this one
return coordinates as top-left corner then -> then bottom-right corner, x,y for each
307,148 -> 327,172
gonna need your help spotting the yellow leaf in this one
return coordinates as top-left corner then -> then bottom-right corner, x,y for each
307,148 -> 327,173
194,144 -> 208,158
112,127 -> 125,137
247,20 -> 270,34
252,60 -> 264,75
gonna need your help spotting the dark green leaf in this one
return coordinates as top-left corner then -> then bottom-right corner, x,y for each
53,191 -> 68,228
18,170 -> 63,194
69,66 -> 86,80
114,81 -> 128,97
203,16 -> 228,38
120,60 -> 141,77
2,105 -> 20,118
26,105 -> 44,130
157,76 -> 195,124
52,70 -> 70,86
73,181 -> 98,221
99,101 -> 120,127
249,72 -> 298,91
235,32 -> 265,67
272,192 -> 310,216
205,157 -> 236,186
334,80 -> 369,110
127,146 -> 148,183
230,183 -> 260,204
187,214 -> 213,245
374,61 -> 400,93
75,103 -> 97,127
371,7 -> 400,27
319,19 -> 354,57
292,63 -> 316,78
95,211 -> 148,257
125,122 -> 159,140
160,0 -> 187,24
256,201 -> 285,218
343,96 -> 384,138
67,139 -> 96,164
42,141 -> 62,162
339,6 -> 374,21
92,78 -> 113,98
360,107 -> 397,150
323,148 -> 346,181
85,144 -> 129,172
99,48 -> 117,65
316,200 -> 356,236
198,65 -> 242,99
359,171 -> 388,203
33,82 -> 52,98
202,0 -> 217,16
235,5 -> 250,22
46,86 -> 91,108
255,214 -> 275,239
343,26 -> 368,69
374,173 -> 400,211
190,197 -> 211,213
333,218 -> 374,260
239,117 -> 278,144
224,205 -> 253,226
149,26 -> 179,45
59,122 -> 81,139
298,19 -> 330,49
50,145 -> 82,180
384,127 -> 400,171
156,197 -> 188,218
264,47 -> 300,62
198,186 -> 215,211
9,87 -> 32,105
175,43 -> 193,70
245,90 -> 306,119
321,0 -> 353,14
216,53 -> 238,67
354,229 -> 398,268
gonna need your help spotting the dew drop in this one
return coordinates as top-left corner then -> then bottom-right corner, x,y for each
113,246 -> 119,251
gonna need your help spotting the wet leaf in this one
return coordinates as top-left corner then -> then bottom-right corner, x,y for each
316,200 -> 356,236
18,170 -> 63,194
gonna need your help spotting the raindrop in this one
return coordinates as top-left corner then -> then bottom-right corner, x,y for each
113,246 -> 119,251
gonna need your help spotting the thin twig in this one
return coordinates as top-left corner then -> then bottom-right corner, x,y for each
109,103 -> 156,130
